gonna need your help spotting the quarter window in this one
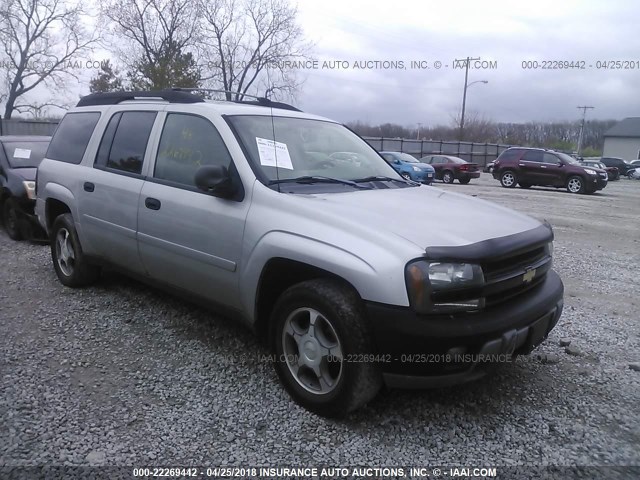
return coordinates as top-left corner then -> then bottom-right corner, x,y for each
154,114 -> 232,187
47,112 -> 101,164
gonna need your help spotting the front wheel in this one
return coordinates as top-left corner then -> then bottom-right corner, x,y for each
271,279 -> 382,418
500,170 -> 517,188
566,176 -> 585,194
458,178 -> 470,185
50,213 -> 101,287
401,172 -> 412,181
2,198 -> 23,241
442,171 -> 455,184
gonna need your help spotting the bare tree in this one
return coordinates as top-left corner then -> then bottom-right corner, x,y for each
0,0 -> 98,118
199,0 -> 311,101
99,0 -> 201,90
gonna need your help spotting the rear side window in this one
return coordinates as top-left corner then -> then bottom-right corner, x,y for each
46,112 -> 100,164
522,150 -> 543,162
95,111 -> 157,175
154,113 -> 232,187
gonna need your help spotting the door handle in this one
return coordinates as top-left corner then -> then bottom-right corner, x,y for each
83,182 -> 95,192
145,197 -> 161,210
540,166 -> 547,169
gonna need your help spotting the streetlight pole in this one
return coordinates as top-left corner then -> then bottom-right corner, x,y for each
416,122 -> 422,140
456,57 -> 488,141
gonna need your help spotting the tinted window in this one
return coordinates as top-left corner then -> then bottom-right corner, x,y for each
2,141 -> 50,168
98,111 -> 156,175
543,153 -> 561,164
522,150 -> 544,162
154,114 -> 232,186
497,149 -> 520,161
46,112 -> 100,164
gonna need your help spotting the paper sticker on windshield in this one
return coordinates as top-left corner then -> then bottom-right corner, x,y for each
13,148 -> 31,159
256,137 -> 293,170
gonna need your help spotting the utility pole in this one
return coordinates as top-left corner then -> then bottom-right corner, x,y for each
416,123 -> 422,140
576,106 -> 594,157
456,56 -> 480,141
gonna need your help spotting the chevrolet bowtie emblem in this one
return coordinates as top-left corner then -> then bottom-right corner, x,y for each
523,268 -> 536,283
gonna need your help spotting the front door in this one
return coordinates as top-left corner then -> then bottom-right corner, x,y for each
136,112 -> 250,309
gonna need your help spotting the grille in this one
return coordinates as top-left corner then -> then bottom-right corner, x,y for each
482,246 -> 551,308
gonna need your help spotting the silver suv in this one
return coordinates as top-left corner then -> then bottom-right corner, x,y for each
36,90 -> 564,417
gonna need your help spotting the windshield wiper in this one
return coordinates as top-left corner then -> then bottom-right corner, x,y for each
351,175 -> 412,184
269,176 -> 371,189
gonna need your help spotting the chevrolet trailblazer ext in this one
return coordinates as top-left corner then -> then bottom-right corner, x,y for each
36,90 -> 564,417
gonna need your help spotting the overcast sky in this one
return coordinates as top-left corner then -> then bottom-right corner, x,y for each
290,0 -> 640,127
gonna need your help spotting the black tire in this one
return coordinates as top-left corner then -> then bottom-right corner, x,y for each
271,279 -> 382,418
566,175 -> 585,194
519,182 -> 531,189
2,198 -> 23,241
50,213 -> 100,287
500,170 -> 517,188
458,178 -> 470,185
442,171 -> 455,184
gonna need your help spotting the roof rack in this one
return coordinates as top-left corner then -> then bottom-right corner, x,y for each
168,87 -> 302,112
76,90 -> 205,107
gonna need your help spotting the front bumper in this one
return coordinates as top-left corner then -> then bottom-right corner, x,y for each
365,269 -> 564,388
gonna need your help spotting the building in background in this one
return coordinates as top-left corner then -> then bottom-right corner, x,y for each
602,117 -> 640,160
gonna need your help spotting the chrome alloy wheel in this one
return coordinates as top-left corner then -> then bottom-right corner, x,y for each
567,177 -> 582,193
501,172 -> 515,187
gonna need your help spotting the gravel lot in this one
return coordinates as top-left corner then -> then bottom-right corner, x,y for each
1,175 -> 639,473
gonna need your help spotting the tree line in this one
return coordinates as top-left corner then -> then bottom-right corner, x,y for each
348,114 -> 617,155
0,0 -> 310,118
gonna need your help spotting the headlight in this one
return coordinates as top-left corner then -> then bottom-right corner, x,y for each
405,260 -> 485,314
412,166 -> 420,171
22,181 -> 36,200
585,169 -> 597,175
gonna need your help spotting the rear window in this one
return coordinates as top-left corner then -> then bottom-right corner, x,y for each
46,112 -> 101,164
2,141 -> 50,168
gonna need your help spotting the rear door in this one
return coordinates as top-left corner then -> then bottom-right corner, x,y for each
77,109 -> 159,274
136,111 -> 250,309
518,150 -> 545,183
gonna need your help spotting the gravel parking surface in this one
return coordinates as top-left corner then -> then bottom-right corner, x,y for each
1,175 -> 639,472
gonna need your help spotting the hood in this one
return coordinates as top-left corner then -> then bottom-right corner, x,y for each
416,162 -> 435,171
307,185 -> 541,249
11,167 -> 37,181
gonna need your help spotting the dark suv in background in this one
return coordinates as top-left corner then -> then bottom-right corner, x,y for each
493,148 -> 608,194
600,157 -> 634,177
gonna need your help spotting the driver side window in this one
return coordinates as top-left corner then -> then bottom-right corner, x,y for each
154,113 -> 232,187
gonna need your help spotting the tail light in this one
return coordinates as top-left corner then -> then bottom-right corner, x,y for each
459,164 -> 469,171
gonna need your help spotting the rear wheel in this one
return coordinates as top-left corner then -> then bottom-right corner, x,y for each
500,170 -> 517,188
50,213 -> 101,287
271,279 -> 382,418
458,178 -> 470,185
566,176 -> 585,194
2,198 -> 23,241
442,171 -> 454,184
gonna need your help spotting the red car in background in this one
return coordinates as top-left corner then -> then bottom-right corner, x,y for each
420,155 -> 481,184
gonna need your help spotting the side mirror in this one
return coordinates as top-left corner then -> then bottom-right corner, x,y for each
194,165 -> 236,198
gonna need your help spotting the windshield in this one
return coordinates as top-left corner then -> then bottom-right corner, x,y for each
2,141 -> 49,168
396,153 -> 419,163
227,115 -> 402,184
